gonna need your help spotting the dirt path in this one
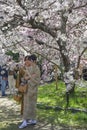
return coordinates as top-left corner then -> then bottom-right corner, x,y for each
0,95 -> 59,130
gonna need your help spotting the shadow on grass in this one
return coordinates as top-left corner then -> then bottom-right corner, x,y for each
0,121 -> 75,130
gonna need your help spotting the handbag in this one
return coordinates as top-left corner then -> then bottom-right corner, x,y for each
13,93 -> 22,102
18,84 -> 28,93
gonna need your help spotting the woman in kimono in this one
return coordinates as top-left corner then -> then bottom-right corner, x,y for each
19,54 -> 40,129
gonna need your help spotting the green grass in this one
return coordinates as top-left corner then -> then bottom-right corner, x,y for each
37,80 -> 87,128
38,81 -> 87,108
38,81 -> 66,106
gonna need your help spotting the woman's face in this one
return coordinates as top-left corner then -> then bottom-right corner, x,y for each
24,59 -> 31,67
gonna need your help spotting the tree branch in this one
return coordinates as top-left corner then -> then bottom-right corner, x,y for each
16,0 -> 27,12
0,14 -> 24,33
0,1 -> 10,6
77,47 -> 87,69
35,39 -> 60,51
27,35 -> 60,51
28,17 -> 57,38
73,2 -> 87,10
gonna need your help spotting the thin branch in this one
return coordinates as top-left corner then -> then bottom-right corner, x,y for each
0,1 -> 10,6
27,35 -> 60,51
0,14 -> 24,32
68,18 -> 85,31
35,39 -> 60,51
2,41 -> 22,49
73,2 -> 87,10
77,47 -> 87,69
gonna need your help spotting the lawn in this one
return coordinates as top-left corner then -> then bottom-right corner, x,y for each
37,80 -> 87,129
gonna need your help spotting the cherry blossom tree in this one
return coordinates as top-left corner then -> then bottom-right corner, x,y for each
0,0 -> 87,104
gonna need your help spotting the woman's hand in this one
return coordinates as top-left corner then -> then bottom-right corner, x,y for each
24,75 -> 30,80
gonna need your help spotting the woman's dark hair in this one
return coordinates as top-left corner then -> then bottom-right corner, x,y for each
28,54 -> 37,61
